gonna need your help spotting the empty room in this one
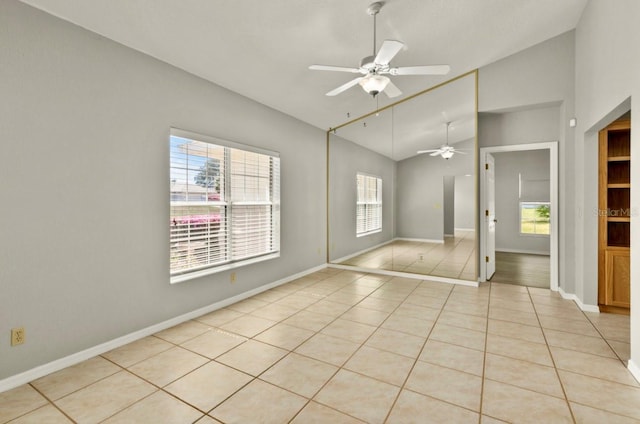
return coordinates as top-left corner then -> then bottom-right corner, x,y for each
1,0 -> 640,422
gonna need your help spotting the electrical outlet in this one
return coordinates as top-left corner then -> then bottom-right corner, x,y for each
230,272 -> 236,283
11,327 -> 25,346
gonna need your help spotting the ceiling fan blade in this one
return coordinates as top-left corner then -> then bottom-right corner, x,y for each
416,149 -> 440,154
390,65 -> 451,76
326,77 -> 364,96
309,64 -> 362,73
383,80 -> 402,98
374,40 -> 404,65
452,150 -> 468,155
429,151 -> 443,156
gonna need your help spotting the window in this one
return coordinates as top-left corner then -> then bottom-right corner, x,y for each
356,173 -> 382,236
170,129 -> 280,282
519,202 -> 550,236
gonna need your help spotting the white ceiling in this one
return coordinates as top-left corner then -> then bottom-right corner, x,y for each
21,0 -> 588,133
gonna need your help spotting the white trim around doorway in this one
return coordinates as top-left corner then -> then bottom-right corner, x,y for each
480,142 -> 559,292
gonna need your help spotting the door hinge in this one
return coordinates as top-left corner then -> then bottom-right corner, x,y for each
485,163 -> 489,170
485,256 -> 490,262
485,209 -> 489,216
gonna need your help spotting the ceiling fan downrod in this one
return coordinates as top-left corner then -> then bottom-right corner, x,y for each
364,2 -> 385,97
368,2 -> 384,57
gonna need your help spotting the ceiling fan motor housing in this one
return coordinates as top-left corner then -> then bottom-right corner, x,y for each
367,2 -> 384,16
359,55 -> 376,71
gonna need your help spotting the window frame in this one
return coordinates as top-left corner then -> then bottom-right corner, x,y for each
519,201 -> 550,237
170,128 -> 280,284
356,172 -> 382,237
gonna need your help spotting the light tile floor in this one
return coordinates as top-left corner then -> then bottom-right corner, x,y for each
1,268 -> 638,423
341,230 -> 476,281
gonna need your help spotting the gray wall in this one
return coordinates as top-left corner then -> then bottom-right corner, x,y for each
479,31 -> 574,295
396,138 -> 474,240
0,1 -> 326,380
443,176 -> 455,236
454,175 -> 475,230
328,135 -> 396,261
493,150 -> 551,254
574,0 -> 640,370
479,105 -> 561,147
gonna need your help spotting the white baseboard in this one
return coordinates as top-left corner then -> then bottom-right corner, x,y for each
331,240 -> 394,264
454,228 -> 475,232
0,263 -> 327,394
444,234 -> 454,238
558,287 -> 600,313
394,237 -> 444,244
628,359 -> 640,384
496,248 -> 550,256
327,263 -> 479,288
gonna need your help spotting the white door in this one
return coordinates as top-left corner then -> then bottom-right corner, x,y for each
485,153 -> 496,279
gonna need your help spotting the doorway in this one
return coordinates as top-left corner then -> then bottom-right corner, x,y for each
480,142 -> 558,291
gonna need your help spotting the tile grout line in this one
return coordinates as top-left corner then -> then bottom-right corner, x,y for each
476,281 -> 492,423
99,350 -> 222,420
307,274 -> 421,423
238,270 -> 356,423
186,270 -> 347,422
26,382 -> 78,424
581,310 -> 631,368
104,271 -> 338,421
286,271 -> 414,423
381,281 -> 457,423
527,286 -> 578,424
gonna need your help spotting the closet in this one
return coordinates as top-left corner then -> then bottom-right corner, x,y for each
598,118 -> 631,314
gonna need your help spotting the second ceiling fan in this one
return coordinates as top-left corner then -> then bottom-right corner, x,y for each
309,2 -> 450,98
417,122 -> 467,160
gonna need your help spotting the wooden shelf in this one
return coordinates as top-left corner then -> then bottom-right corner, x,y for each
607,217 -> 631,222
599,118 -> 631,311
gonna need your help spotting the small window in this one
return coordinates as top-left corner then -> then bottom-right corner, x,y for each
170,129 -> 280,283
356,173 -> 382,236
520,202 -> 550,236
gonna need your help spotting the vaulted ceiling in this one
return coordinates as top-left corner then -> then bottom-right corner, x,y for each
21,0 -> 588,131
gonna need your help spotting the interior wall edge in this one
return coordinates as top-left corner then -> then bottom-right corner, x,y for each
628,359 -> 640,385
558,287 -> 600,313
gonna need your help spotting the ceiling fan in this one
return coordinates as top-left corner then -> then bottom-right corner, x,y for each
417,122 -> 467,160
309,2 -> 450,98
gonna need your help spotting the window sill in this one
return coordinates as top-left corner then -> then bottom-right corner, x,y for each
357,229 -> 382,238
170,252 -> 280,284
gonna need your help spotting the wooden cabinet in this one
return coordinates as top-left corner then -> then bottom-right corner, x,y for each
598,119 -> 631,313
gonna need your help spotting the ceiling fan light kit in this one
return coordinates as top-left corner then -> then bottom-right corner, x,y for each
309,2 -> 450,98
441,150 -> 455,159
359,74 -> 390,97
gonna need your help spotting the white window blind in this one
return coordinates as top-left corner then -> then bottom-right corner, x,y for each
356,173 -> 382,236
170,131 -> 280,281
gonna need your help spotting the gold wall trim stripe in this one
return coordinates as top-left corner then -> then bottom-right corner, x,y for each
327,69 -> 479,133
